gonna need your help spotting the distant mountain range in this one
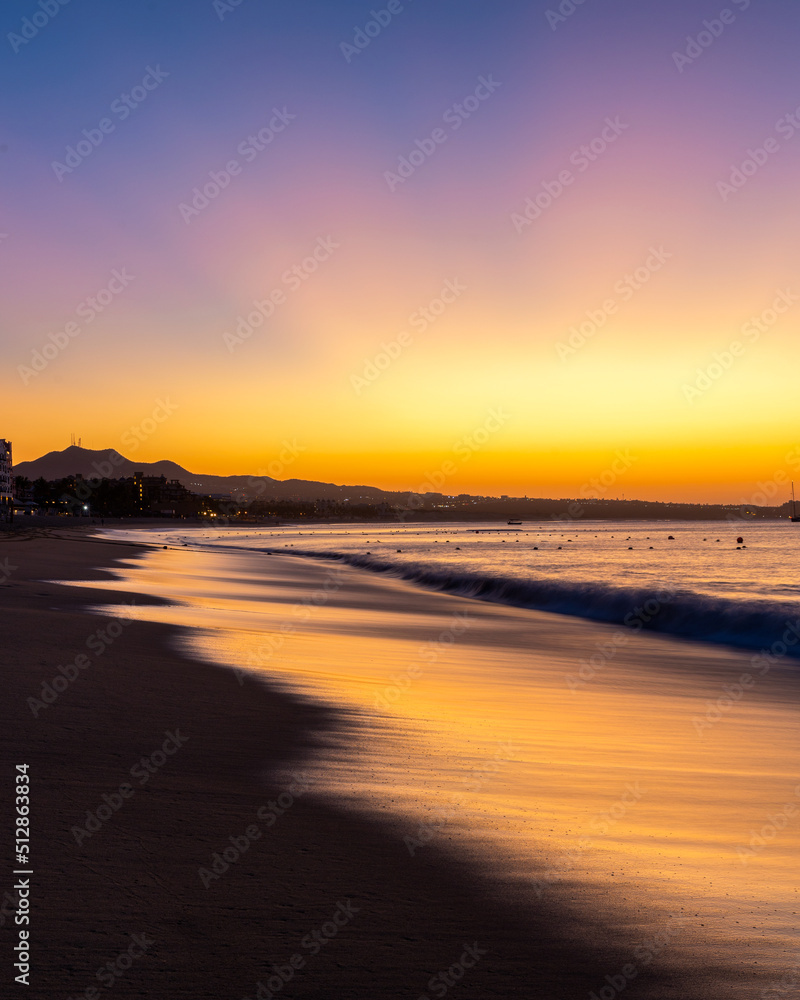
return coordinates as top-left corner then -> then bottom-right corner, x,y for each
14,446 -> 791,519
14,446 -> 399,502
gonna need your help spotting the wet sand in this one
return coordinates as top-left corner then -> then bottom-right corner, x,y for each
1,528 -> 793,997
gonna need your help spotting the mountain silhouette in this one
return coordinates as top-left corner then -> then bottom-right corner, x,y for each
14,446 -> 395,502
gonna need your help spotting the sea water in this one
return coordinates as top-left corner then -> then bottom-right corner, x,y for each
105,519 -> 800,660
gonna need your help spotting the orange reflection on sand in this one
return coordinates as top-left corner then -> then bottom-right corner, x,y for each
77,546 -> 800,992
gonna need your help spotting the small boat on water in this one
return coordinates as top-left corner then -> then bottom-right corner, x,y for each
507,519 -> 522,525
791,483 -> 800,522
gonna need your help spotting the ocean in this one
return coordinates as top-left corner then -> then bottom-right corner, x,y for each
105,519 -> 800,660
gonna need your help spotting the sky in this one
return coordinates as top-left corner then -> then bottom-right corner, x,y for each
2,0 -> 799,502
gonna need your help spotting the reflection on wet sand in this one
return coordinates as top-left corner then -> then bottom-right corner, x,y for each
82,545 -> 800,996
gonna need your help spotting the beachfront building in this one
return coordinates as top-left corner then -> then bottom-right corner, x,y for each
0,440 -> 12,521
133,471 -> 197,515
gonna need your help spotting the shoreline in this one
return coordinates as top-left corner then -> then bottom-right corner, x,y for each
0,528 -> 779,997
229,542 -> 800,663
102,519 -> 800,669
1,511 -> 793,533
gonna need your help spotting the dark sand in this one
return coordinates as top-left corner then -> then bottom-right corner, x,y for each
0,528 -> 744,998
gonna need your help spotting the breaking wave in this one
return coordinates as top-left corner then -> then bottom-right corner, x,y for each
260,547 -> 800,661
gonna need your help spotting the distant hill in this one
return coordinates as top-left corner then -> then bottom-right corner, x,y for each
14,446 -> 791,519
16,447 -> 190,483
14,446 -> 396,502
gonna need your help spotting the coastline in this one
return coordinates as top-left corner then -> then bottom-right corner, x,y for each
0,528 -> 786,997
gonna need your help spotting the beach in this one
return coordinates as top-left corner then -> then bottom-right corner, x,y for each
8,1 -> 800,996
2,526 -> 797,998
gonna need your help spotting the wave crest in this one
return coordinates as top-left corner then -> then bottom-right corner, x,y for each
263,547 -> 800,660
